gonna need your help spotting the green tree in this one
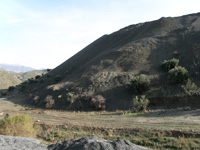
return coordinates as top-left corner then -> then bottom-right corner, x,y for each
131,74 -> 150,94
133,95 -> 149,112
168,66 -> 189,83
161,58 -> 179,71
182,79 -> 200,95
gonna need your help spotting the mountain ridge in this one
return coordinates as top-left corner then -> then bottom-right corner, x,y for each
0,64 -> 37,73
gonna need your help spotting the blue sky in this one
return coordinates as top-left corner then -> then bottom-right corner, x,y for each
0,0 -> 200,69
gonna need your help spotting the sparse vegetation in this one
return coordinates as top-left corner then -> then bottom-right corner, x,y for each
35,75 -> 41,79
8,86 -> 15,91
45,95 -> 55,109
182,79 -> 200,95
66,92 -> 77,105
168,66 -> 189,83
161,58 -> 179,71
91,95 -> 106,110
0,114 -> 36,137
133,95 -> 149,112
20,83 -> 27,91
131,74 -> 150,94
28,78 -> 35,84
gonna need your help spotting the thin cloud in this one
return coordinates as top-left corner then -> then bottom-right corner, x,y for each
6,18 -> 25,24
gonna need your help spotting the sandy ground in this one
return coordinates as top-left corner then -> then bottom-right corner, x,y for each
0,97 -> 200,135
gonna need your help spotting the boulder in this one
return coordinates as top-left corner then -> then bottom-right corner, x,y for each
0,135 -> 47,150
48,136 -> 151,150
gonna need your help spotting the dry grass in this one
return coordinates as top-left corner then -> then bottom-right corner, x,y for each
35,123 -> 200,150
0,113 -> 36,137
1,99 -> 200,149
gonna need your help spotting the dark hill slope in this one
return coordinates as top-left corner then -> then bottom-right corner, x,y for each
19,13 -> 200,110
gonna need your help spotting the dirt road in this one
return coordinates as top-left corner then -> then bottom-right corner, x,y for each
0,98 -> 200,134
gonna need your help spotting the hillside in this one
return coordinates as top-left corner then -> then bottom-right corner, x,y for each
13,70 -> 47,82
15,12 -> 200,110
0,69 -> 47,90
0,68 -> 21,90
0,64 -> 36,73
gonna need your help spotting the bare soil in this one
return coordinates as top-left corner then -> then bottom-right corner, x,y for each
1,97 -> 200,135
1,97 -> 200,149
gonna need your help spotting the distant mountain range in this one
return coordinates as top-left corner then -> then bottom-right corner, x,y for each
0,64 -> 36,73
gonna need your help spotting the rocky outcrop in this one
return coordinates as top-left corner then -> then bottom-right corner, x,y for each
0,135 -> 47,150
48,136 -> 151,150
0,135 -> 151,150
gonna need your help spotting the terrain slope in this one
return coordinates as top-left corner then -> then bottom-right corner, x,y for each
16,12 -> 200,110
0,68 -> 21,90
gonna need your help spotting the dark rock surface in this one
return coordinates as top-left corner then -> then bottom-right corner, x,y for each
48,136 -> 151,150
0,135 -> 47,150
0,135 -> 151,150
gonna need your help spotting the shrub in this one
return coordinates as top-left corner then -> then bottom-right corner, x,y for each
182,79 -> 200,95
35,75 -> 41,79
91,95 -> 106,111
161,58 -> 179,71
131,74 -> 150,94
45,95 -> 55,109
168,66 -> 189,83
0,114 -> 36,137
133,95 -> 149,112
28,78 -> 35,84
66,92 -> 77,105
8,86 -> 15,91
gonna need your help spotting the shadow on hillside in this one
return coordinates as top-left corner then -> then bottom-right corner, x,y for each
101,84 -> 133,111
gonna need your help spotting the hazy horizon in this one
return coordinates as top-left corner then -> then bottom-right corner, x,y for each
1,0 -> 200,69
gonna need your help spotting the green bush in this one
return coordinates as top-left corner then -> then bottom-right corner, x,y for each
161,58 -> 179,71
133,95 -> 149,112
35,75 -> 41,79
20,84 -> 27,91
0,114 -> 36,137
8,86 -> 15,91
131,74 -> 150,94
182,79 -> 200,95
168,66 -> 189,83
28,78 -> 35,84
